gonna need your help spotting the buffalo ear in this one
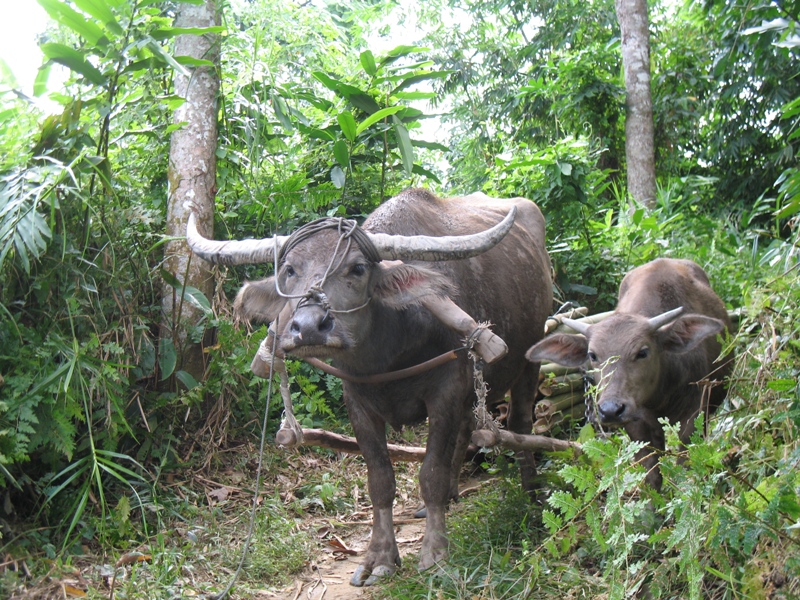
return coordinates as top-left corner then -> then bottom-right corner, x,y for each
374,262 -> 456,309
658,315 -> 725,353
234,277 -> 285,324
525,334 -> 589,367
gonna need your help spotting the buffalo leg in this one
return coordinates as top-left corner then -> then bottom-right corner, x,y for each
414,408 -> 470,520
507,361 -> 540,495
417,396 -> 468,570
347,400 -> 400,587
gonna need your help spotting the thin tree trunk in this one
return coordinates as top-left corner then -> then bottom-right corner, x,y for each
616,0 -> 657,208
162,0 -> 220,384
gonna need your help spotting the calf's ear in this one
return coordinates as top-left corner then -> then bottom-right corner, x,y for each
525,334 -> 589,367
234,277 -> 285,324
374,262 -> 456,308
658,315 -> 724,353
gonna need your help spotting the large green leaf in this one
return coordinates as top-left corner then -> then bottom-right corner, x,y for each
37,0 -> 107,47
175,370 -> 200,390
412,164 -> 441,184
391,115 -> 414,175
337,111 -> 357,142
356,106 -> 404,136
391,70 -> 452,95
41,43 -> 107,85
146,40 -> 191,77
349,93 -> 381,115
312,72 -> 380,113
158,337 -> 177,380
296,123 -> 336,141
378,45 -> 429,68
160,268 -> 213,316
333,140 -> 349,168
331,166 -> 346,189
71,0 -> 123,35
173,56 -> 216,68
271,93 -> 293,132
151,26 -> 227,40
34,64 -> 52,97
360,50 -> 377,76
412,139 -> 450,152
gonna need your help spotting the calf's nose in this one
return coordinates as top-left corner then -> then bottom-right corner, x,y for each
597,399 -> 626,422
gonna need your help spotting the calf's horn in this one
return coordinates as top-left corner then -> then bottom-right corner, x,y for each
560,317 -> 591,335
648,306 -> 684,330
366,206 -> 517,261
186,212 -> 290,265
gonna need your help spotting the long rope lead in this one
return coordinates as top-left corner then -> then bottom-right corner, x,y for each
213,316 -> 281,600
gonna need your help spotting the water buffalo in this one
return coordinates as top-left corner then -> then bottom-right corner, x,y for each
186,188 -> 552,585
526,258 -> 732,489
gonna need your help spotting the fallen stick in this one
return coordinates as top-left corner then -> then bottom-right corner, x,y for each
275,427 -> 427,462
471,428 -> 581,453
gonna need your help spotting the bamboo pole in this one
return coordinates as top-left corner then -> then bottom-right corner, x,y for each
539,372 -> 585,397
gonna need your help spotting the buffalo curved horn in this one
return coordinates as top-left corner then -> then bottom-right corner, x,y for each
560,317 -> 592,335
185,211 -> 290,265
366,206 -> 517,262
648,306 -> 684,330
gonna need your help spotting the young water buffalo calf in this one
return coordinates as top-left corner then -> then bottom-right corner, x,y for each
526,258 -> 732,489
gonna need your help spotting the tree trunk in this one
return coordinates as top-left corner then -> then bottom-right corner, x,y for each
161,0 -> 220,384
616,0 -> 657,208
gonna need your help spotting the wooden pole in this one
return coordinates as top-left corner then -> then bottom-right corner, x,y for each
275,427 -> 427,462
471,428 -> 581,454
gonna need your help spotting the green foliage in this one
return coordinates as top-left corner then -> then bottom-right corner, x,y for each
697,0 -> 800,210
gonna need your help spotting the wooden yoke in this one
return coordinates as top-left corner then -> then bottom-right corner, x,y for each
420,295 -> 508,364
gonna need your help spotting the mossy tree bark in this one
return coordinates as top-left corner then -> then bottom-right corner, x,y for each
616,0 -> 657,209
161,0 -> 220,385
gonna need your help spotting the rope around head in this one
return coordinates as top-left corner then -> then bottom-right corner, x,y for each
273,217 -> 380,315
278,217 -> 382,266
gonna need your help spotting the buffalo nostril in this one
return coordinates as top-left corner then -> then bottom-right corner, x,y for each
289,320 -> 301,334
319,315 -> 334,333
598,400 -> 625,421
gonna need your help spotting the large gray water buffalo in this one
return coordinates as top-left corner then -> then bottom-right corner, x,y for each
186,188 -> 552,585
526,258 -> 732,489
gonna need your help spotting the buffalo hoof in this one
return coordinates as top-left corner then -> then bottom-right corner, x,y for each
414,504 -> 427,519
350,564 -> 396,587
418,546 -> 448,572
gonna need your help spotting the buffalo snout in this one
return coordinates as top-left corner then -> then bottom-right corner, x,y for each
289,305 -> 335,346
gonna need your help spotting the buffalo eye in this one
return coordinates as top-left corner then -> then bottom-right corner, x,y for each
349,263 -> 367,276
635,347 -> 649,360
284,265 -> 296,277
588,351 -> 598,363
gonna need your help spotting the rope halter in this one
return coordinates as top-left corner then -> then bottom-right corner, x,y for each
274,217 -> 381,315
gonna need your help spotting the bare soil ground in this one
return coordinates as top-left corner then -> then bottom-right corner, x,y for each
274,507 -> 426,600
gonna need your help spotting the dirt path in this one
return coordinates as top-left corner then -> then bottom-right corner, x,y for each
267,472 -> 490,600
277,506 -> 426,600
